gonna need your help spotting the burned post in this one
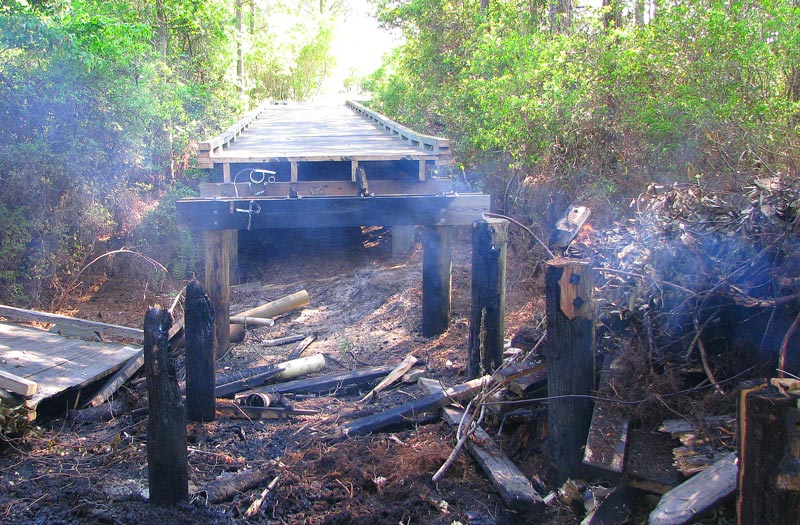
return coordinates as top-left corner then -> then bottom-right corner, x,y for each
545,258 -> 595,482
143,306 -> 188,505
467,218 -> 508,379
185,280 -> 216,422
738,383 -> 800,524
422,225 -> 452,337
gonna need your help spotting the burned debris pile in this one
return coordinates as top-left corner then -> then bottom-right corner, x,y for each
585,177 -> 799,377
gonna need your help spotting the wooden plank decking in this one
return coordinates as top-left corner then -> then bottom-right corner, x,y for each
0,322 -> 140,415
198,102 -> 449,165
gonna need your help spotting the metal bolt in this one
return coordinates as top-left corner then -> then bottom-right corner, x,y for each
573,297 -> 585,309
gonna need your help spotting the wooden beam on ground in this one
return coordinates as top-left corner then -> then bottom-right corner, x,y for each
0,369 -> 37,397
215,402 -> 317,420
199,467 -> 275,504
0,304 -> 143,342
287,334 -> 316,361
255,365 -> 396,396
737,383 -> 800,524
261,334 -> 306,347
422,225 -> 452,337
143,306 -> 188,506
82,351 -> 143,408
230,290 -> 309,343
545,258 -> 595,482
467,218 -> 508,378
229,316 -> 274,327
215,354 -> 327,397
419,378 -> 544,510
185,280 -> 217,422
583,353 -> 629,475
358,354 -> 419,404
649,452 -> 737,525
205,230 -> 231,357
339,376 -> 491,438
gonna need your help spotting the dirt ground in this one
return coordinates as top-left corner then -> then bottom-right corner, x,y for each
0,226 -> 720,524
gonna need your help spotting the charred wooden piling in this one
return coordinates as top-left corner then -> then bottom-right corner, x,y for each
143,306 -> 188,505
422,226 -> 452,336
545,258 -> 595,482
185,280 -> 216,422
467,218 -> 508,378
738,383 -> 800,524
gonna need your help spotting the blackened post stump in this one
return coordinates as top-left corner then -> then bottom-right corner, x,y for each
144,306 -> 188,505
422,225 -> 452,337
738,384 -> 800,524
185,280 -> 217,422
467,218 -> 508,379
545,258 -> 595,482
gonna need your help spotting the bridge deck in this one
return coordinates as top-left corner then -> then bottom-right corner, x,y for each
0,322 -> 140,415
198,101 -> 450,172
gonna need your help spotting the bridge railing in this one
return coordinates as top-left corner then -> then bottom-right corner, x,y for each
346,100 -> 451,160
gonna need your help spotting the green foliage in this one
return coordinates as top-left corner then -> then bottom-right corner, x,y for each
368,0 -> 800,221
133,184 -> 200,279
0,0 -> 243,306
0,400 -> 30,441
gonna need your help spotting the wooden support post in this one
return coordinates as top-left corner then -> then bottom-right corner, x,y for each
422,225 -> 452,337
230,230 -> 239,285
545,258 -> 595,482
468,218 -> 508,379
205,230 -> 231,356
185,280 -> 216,422
738,384 -> 800,524
392,225 -> 415,258
143,306 -> 188,506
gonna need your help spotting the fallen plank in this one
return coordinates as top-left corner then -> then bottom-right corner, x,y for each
82,351 -> 144,408
215,365 -> 285,398
287,334 -> 316,361
229,316 -> 275,327
199,467 -> 275,504
244,475 -> 280,518
659,414 -> 735,476
358,354 -> 419,404
215,401 -> 317,420
419,378 -> 544,511
0,369 -> 38,397
0,304 -> 143,342
254,365 -> 396,396
215,354 -> 326,397
583,353 -> 629,474
648,452 -> 737,525
507,360 -> 547,397
68,398 -> 126,424
339,375 -> 491,438
261,334 -> 306,347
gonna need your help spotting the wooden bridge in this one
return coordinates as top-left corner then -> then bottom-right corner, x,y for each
176,101 -> 491,352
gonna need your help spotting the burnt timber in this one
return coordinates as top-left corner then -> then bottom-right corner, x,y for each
177,101 -> 490,353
